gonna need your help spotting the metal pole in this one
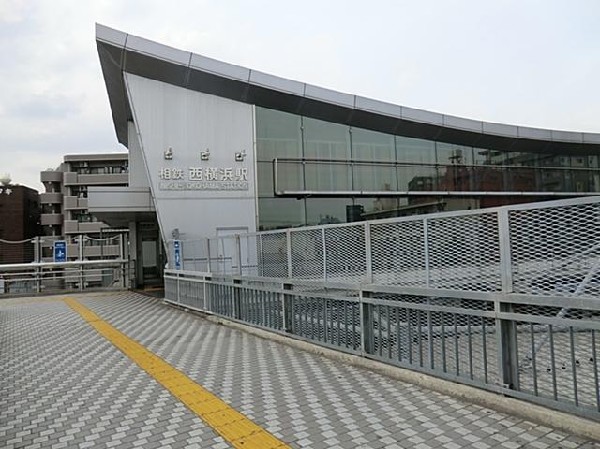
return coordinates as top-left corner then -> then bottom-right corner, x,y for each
286,230 -> 293,279
282,282 -> 293,333
365,223 -> 373,283
360,290 -> 373,356
321,228 -> 327,282
236,235 -> 242,276
424,218 -> 430,288
496,209 -> 519,390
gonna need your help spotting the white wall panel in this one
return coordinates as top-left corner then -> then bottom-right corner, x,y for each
124,73 -> 256,243
127,122 -> 150,188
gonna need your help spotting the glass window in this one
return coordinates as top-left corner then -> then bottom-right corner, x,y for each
303,117 -> 351,191
354,197 -> 402,221
258,198 -> 306,230
396,136 -> 435,164
256,107 -> 302,162
399,166 -> 438,192
506,165 -> 537,192
353,161 -> 397,192
470,166 -> 505,191
472,148 -> 502,166
438,142 -> 474,166
304,161 -> 350,192
305,198 -> 351,226
505,152 -> 538,167
257,161 -> 304,196
352,128 -> 395,161
351,128 -> 395,191
303,117 -> 350,159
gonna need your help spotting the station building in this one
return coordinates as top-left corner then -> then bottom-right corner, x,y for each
90,24 -> 600,285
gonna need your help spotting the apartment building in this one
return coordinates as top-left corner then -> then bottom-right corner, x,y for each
40,154 -> 129,261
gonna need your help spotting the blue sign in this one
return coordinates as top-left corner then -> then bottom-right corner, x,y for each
173,240 -> 181,270
53,240 -> 67,262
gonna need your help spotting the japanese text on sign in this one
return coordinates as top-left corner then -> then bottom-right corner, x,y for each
158,167 -> 249,191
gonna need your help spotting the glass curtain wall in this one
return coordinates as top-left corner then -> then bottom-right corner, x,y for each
255,107 -> 600,230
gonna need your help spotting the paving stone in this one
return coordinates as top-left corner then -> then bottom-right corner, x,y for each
2,292 -> 600,449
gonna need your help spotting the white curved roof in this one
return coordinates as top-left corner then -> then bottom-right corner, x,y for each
96,24 -> 600,155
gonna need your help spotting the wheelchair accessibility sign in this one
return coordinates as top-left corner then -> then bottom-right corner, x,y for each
173,240 -> 181,270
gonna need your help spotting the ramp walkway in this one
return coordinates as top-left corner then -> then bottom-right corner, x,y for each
1,292 -> 598,448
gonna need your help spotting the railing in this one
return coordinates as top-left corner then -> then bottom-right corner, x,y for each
165,196 -> 600,420
272,157 -> 600,197
0,259 -> 130,296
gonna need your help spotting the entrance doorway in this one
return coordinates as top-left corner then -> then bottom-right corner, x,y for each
137,221 -> 163,288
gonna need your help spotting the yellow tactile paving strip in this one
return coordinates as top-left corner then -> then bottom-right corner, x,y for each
64,297 -> 290,449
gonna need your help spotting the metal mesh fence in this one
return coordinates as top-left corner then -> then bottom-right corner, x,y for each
427,212 -> 501,291
510,201 -> 600,299
371,220 -> 426,286
168,197 -> 600,301
164,196 -> 600,419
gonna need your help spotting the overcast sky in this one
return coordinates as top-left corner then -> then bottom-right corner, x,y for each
1,0 -> 599,191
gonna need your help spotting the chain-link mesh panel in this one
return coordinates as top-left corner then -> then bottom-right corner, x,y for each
291,228 -> 323,279
324,224 -> 366,282
428,212 -> 501,291
370,220 -> 426,286
510,202 -> 600,299
259,232 -> 288,278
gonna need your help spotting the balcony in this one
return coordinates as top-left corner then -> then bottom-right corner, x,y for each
63,172 -> 128,186
41,171 -> 62,183
40,214 -> 63,226
78,222 -> 108,233
78,173 -> 128,185
40,192 -> 63,204
64,172 -> 78,185
64,196 -> 78,210
64,196 -> 88,210
64,220 -> 78,233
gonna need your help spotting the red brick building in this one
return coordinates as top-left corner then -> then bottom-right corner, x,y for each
0,183 -> 41,263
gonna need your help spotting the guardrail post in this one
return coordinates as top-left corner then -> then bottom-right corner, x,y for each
233,278 -> 242,320
281,283 -> 293,333
205,275 -> 212,312
365,223 -> 373,284
177,272 -> 181,305
286,230 -> 293,279
78,234 -> 84,261
321,228 -> 327,282
36,265 -> 42,293
235,235 -> 243,276
360,289 -> 374,356
496,208 -> 519,390
79,263 -> 84,291
206,239 -> 212,273
424,218 -> 430,288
